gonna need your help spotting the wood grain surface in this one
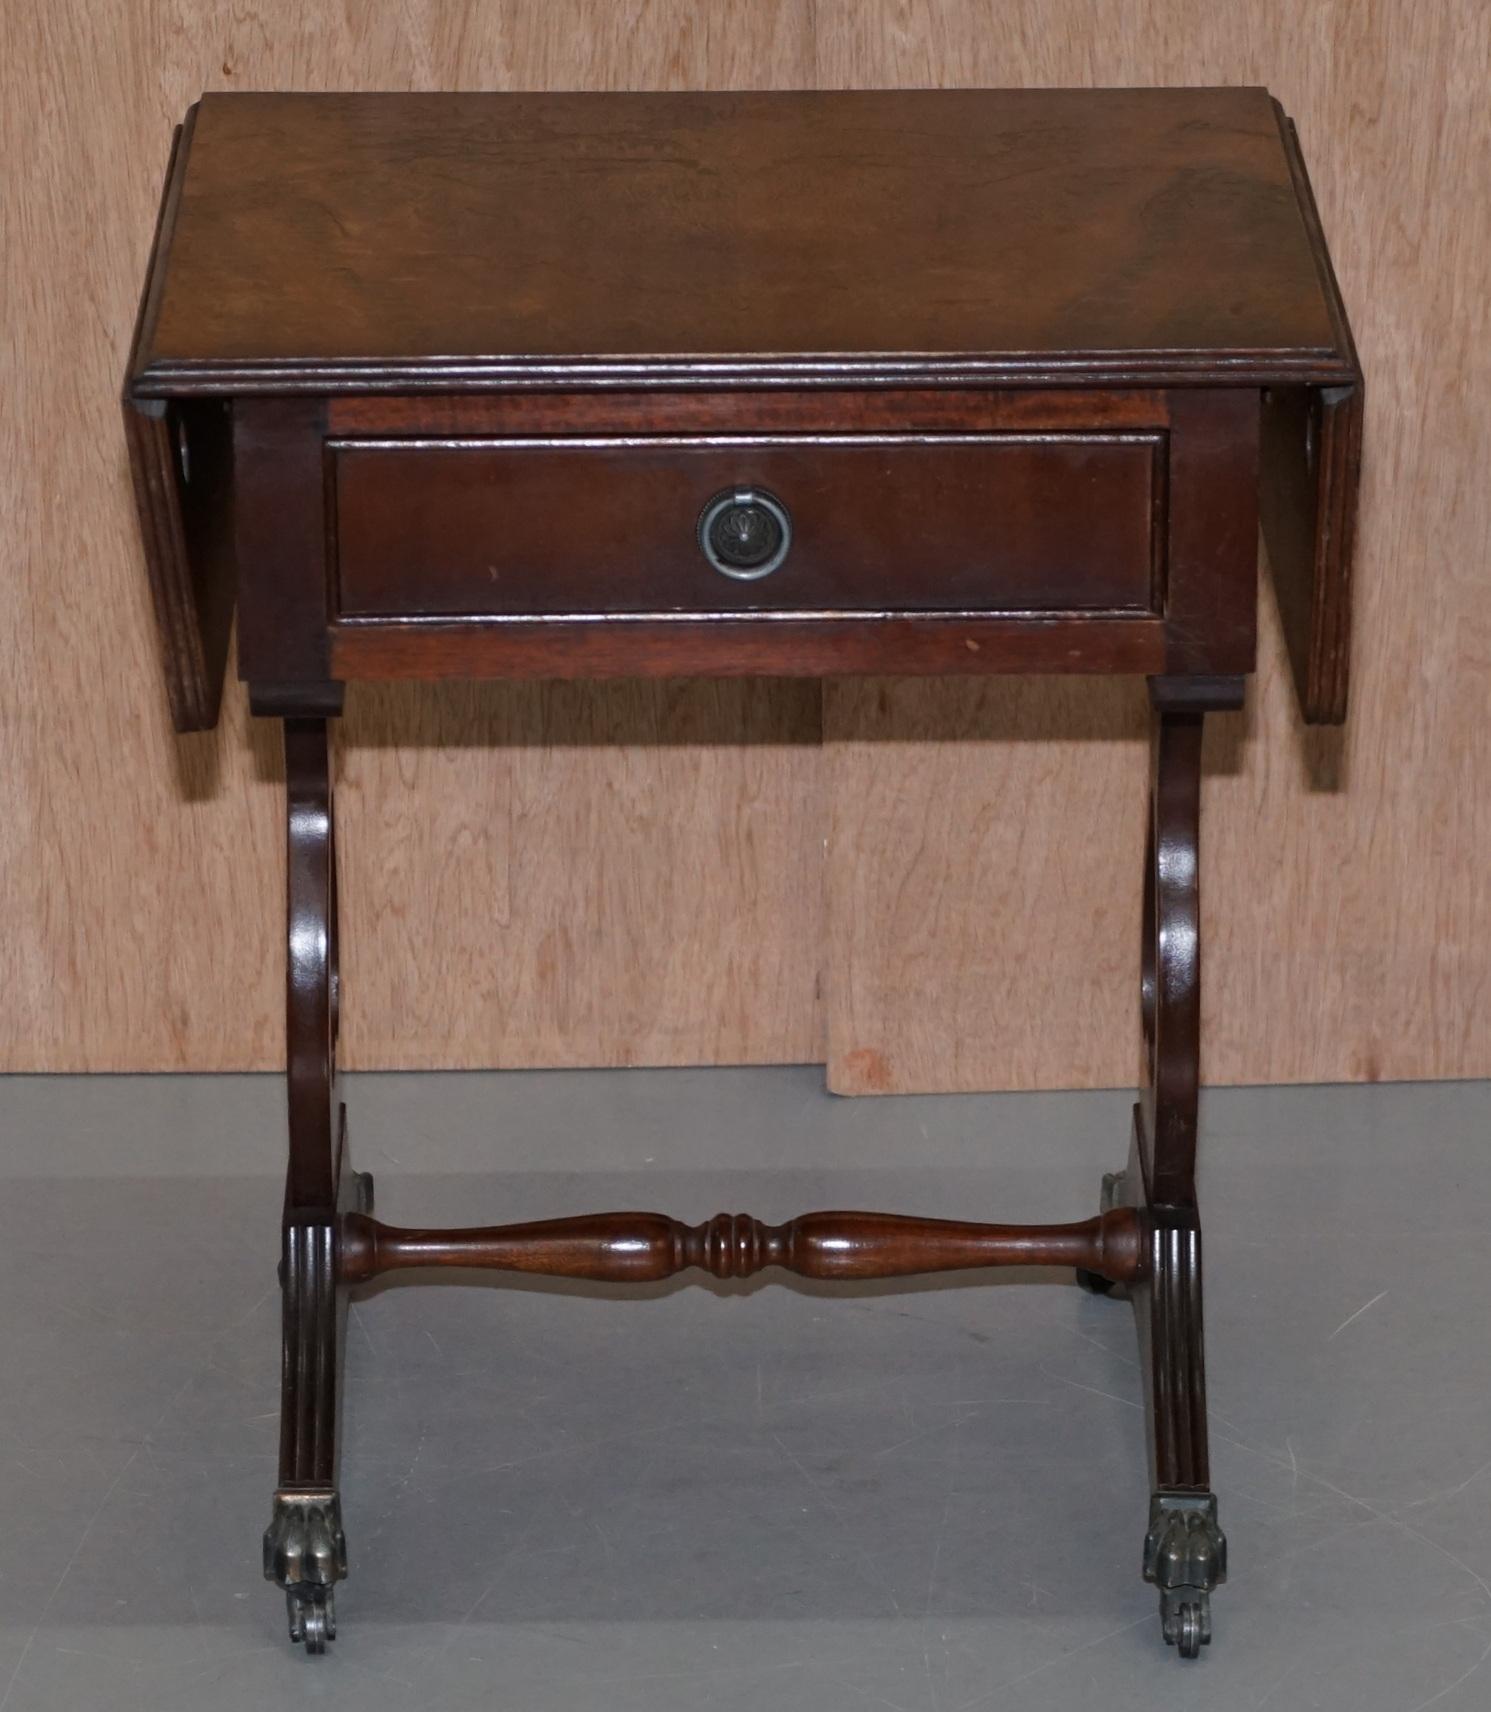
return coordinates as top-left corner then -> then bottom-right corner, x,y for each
4,2 -> 1487,1089
135,86 -> 1342,379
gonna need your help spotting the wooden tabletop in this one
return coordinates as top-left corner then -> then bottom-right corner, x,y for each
129,87 -> 1357,394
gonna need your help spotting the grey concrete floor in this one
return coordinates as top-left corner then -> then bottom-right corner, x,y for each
0,1069 -> 1488,1711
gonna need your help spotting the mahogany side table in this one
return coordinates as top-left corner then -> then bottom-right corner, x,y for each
123,88 -> 1362,1658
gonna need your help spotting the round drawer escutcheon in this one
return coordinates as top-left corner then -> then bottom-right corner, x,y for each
697,487 -> 792,580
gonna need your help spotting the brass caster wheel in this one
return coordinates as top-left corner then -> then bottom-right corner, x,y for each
287,1585 -> 336,1653
1144,1492 -> 1225,1659
264,1490 -> 347,1654
1099,1168 -> 1127,1212
1169,1597 -> 1206,1660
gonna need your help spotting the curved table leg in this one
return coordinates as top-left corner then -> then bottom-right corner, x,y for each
1135,706 -> 1226,1655
262,717 -> 371,1653
1082,705 -> 1227,1656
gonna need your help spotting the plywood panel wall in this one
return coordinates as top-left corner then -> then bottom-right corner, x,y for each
819,0 -> 1491,1091
4,1 -> 1488,1092
2,1 -> 825,1075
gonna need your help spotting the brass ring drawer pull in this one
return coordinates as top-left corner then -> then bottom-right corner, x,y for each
697,486 -> 792,580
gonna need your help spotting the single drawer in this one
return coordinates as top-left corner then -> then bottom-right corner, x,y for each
332,432 -> 1164,619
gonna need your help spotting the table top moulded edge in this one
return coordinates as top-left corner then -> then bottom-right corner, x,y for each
122,91 -> 1364,734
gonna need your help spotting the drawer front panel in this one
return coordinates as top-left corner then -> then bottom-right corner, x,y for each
332,433 -> 1163,619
